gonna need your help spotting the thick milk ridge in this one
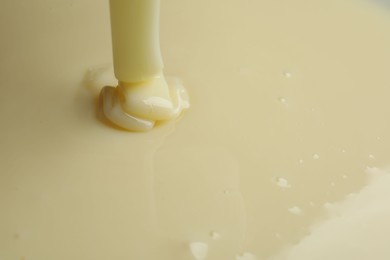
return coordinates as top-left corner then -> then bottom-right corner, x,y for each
1,0 -> 390,259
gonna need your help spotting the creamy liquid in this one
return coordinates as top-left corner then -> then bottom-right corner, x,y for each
102,0 -> 189,132
1,0 -> 390,259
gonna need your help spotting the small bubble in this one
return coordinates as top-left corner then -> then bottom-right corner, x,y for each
312,153 -> 320,160
223,189 -> 230,195
274,233 -> 282,239
283,71 -> 292,78
342,175 -> 348,179
278,97 -> 287,103
298,159 -> 304,164
274,177 -> 291,188
330,182 -> 336,187
368,154 -> 375,159
341,149 -> 347,153
323,202 -> 333,210
210,231 -> 221,240
288,206 -> 303,216
189,242 -> 208,260
236,252 -> 257,260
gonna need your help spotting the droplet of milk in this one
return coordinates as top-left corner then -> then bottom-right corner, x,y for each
283,71 -> 292,78
189,242 -> 208,260
210,231 -> 221,240
274,177 -> 291,188
274,233 -> 282,239
236,252 -> 257,260
323,202 -> 333,210
278,97 -> 287,103
288,206 -> 303,216
312,153 -> 320,160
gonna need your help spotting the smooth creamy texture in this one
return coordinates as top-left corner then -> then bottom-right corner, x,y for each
1,0 -> 390,259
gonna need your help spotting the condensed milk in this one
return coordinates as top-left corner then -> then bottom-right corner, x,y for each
1,0 -> 390,259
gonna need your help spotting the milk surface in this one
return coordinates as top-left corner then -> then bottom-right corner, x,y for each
1,0 -> 390,259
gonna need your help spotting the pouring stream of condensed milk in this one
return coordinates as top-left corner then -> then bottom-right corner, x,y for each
100,0 -> 190,131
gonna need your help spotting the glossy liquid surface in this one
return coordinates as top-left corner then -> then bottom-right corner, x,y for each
1,0 -> 390,259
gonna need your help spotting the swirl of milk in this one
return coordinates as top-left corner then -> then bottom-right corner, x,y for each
100,76 -> 189,131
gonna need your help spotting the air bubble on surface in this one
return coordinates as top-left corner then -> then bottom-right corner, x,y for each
323,202 -> 333,210
283,71 -> 292,78
210,231 -> 221,240
288,206 -> 303,215
274,177 -> 291,188
236,252 -> 257,260
278,97 -> 287,103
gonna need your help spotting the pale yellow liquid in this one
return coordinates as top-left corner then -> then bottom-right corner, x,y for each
1,0 -> 390,259
103,0 -> 190,130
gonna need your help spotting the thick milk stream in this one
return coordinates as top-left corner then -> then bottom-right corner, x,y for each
101,0 -> 190,131
1,0 -> 390,259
